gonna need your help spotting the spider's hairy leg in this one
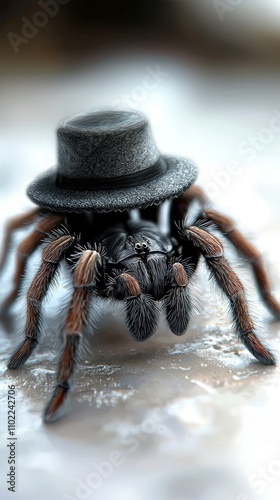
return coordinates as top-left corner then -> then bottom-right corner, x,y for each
1,213 -> 64,313
44,249 -> 101,423
111,273 -> 159,341
7,233 -> 75,369
170,185 -> 208,237
185,225 -> 275,365
0,207 -> 40,273
163,262 -> 191,336
170,185 -> 207,276
203,208 -> 280,319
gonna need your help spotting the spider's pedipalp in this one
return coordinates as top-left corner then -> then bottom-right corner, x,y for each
111,272 -> 159,341
203,208 -> 280,319
1,213 -> 65,313
186,225 -> 275,365
44,249 -> 102,423
8,233 -> 75,369
163,262 -> 191,336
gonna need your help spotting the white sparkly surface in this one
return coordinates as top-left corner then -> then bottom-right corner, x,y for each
0,56 -> 280,500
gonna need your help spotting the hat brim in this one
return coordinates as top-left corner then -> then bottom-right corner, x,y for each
27,155 -> 198,213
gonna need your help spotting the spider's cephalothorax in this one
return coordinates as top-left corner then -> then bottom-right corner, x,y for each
0,109 -> 279,422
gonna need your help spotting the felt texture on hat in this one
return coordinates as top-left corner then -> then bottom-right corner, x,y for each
27,156 -> 198,213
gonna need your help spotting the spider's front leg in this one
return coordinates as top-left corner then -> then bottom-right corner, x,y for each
44,249 -> 102,423
202,208 -> 280,319
8,232 -> 75,369
1,213 -> 64,313
172,184 -> 280,319
183,225 -> 275,365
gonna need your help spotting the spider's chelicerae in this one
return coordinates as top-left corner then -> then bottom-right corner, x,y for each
0,187 -> 279,422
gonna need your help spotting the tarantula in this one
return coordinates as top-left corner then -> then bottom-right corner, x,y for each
0,185 -> 279,422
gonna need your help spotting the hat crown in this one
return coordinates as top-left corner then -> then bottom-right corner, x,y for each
57,110 -> 160,180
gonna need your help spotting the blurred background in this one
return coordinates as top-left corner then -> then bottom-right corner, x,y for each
0,0 -> 280,222
0,1 -> 280,500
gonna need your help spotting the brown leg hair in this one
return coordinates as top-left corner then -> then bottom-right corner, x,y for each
185,225 -> 275,365
8,233 -> 74,369
44,249 -> 101,423
1,213 -> 65,312
0,207 -> 40,272
203,208 -> 280,319
173,184 -> 280,319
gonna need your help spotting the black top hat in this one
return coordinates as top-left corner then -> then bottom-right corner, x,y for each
27,109 -> 198,213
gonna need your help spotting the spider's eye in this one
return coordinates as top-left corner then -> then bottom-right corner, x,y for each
142,242 -> 148,249
135,243 -> 141,250
143,237 -> 151,244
